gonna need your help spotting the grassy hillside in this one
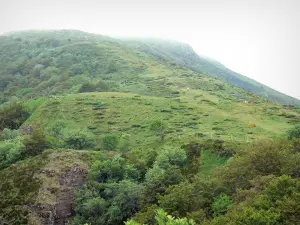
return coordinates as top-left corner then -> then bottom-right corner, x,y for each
26,92 -> 297,147
123,37 -> 300,105
1,30 -> 300,225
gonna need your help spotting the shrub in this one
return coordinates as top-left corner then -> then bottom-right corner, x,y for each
287,125 -> 300,140
150,120 -> 167,141
125,209 -> 195,225
0,139 -> 24,169
212,193 -> 232,216
65,129 -> 95,150
78,81 -> 96,93
118,134 -> 131,152
49,120 -> 66,137
95,80 -> 109,92
0,101 -> 29,131
102,133 -> 119,150
1,128 -> 20,140
155,146 -> 188,170
22,128 -> 47,157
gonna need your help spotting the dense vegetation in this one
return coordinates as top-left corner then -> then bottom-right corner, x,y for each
0,30 -> 299,225
72,138 -> 300,225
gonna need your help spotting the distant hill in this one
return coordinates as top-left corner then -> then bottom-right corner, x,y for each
122,37 -> 300,105
0,30 -> 299,105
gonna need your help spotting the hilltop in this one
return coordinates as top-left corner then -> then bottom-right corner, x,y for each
0,30 -> 299,105
122,37 -> 300,105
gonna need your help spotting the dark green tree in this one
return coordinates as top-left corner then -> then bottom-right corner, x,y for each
150,120 -> 167,141
102,134 -> 119,150
65,129 -> 95,150
22,128 -> 47,157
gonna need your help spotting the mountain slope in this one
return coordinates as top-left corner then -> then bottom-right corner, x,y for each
122,37 -> 300,105
1,30 -> 300,225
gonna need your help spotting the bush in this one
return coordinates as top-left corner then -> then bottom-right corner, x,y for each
1,128 -> 20,140
49,120 -> 66,137
22,128 -> 47,157
102,134 -> 119,150
118,134 -> 131,152
212,193 -> 232,216
65,129 -> 95,150
0,139 -> 24,169
150,120 -> 167,141
0,101 -> 29,131
125,209 -> 195,225
287,125 -> 300,140
155,146 -> 188,170
78,81 -> 96,93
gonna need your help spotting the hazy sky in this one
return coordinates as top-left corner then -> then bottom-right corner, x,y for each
1,0 -> 299,99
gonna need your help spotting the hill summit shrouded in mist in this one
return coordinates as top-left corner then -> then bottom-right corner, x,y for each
0,30 -> 299,105
0,30 -> 300,225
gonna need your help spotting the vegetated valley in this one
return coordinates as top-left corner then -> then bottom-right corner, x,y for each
0,30 -> 300,225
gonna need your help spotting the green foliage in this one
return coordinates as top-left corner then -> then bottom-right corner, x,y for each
65,129 -> 95,150
141,147 -> 188,207
1,30 -> 300,225
1,128 -> 20,140
201,139 -> 235,157
0,138 -> 24,169
212,193 -> 232,216
0,159 -> 42,225
216,139 -> 300,192
102,133 -> 119,150
88,155 -> 126,183
157,177 -> 215,221
0,101 -> 29,131
287,125 -> 300,140
22,127 -> 47,157
181,142 -> 201,175
124,38 -> 300,105
150,120 -> 167,141
48,120 -> 66,137
74,177 -> 141,225
119,134 -> 132,152
154,146 -> 188,170
125,209 -> 195,225
79,81 -> 97,93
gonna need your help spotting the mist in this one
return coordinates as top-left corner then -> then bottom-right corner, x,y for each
1,0 -> 300,99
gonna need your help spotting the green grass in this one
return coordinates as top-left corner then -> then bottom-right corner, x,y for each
200,150 -> 228,175
25,91 -> 298,150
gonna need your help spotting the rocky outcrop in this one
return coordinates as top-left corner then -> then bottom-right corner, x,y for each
27,151 -> 91,225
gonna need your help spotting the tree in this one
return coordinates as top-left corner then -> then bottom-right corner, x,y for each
0,101 -> 29,131
125,209 -> 195,225
88,156 -> 125,183
78,81 -> 96,93
65,129 -> 95,150
212,193 -> 232,216
155,146 -> 188,170
102,134 -> 119,150
150,120 -> 167,141
95,80 -> 109,92
22,128 -> 47,157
